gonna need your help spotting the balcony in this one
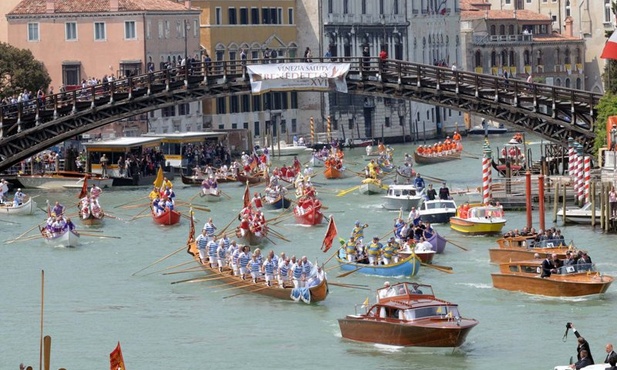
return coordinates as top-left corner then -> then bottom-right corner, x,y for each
473,34 -> 533,45
326,13 -> 406,25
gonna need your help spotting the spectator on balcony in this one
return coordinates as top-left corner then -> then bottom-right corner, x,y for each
304,47 -> 312,62
362,46 -> 370,70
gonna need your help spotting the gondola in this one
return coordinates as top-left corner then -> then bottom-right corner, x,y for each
413,150 -> 462,165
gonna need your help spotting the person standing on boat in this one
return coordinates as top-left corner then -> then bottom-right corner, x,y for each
382,237 -> 399,265
351,221 -> 369,242
99,154 -> 108,177
262,255 -> 275,287
426,184 -> 437,201
344,236 -> 359,262
278,258 -> 292,288
52,201 -> 64,216
540,254 -> 556,278
407,207 -> 420,226
249,254 -> 262,283
439,183 -> 450,200
367,236 -> 383,265
195,229 -> 209,264
13,188 -> 26,207
90,185 -> 102,206
207,238 -> 218,269
291,258 -> 305,288
604,343 -> 617,364
568,323 -> 595,365
216,239 -> 227,272
570,350 -> 593,370
414,173 -> 425,193
203,218 -> 217,237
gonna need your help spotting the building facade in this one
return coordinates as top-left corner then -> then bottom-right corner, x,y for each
484,0 -> 610,93
460,0 -> 586,89
0,0 -> 21,42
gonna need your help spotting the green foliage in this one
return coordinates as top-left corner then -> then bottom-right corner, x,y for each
594,93 -> 617,152
603,60 -> 617,95
0,42 -> 51,97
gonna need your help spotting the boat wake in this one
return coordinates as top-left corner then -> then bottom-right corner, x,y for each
457,282 -> 492,290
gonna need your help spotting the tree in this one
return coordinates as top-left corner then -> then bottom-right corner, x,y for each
0,42 -> 51,98
594,93 -> 617,153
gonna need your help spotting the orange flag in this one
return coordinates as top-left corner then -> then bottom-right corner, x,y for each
109,341 -> 126,370
242,181 -> 250,208
78,176 -> 88,199
321,216 -> 338,253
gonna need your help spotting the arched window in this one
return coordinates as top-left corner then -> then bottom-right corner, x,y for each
564,49 -> 571,64
475,50 -> 482,68
499,25 -> 505,35
508,25 -> 514,35
509,50 -> 515,67
524,50 -> 530,65
575,48 -> 581,64
490,25 -> 496,35
501,50 -> 508,66
555,78 -> 561,86
565,78 -> 571,88
555,48 -> 561,65
491,51 -> 497,67
576,78 -> 582,89
537,50 -> 543,66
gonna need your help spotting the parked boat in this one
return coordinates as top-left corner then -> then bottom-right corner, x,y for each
382,184 -> 425,212
359,178 -> 385,195
0,197 -> 37,215
450,203 -> 506,235
185,216 -> 328,304
40,227 -> 80,248
261,142 -> 310,157
561,202 -> 601,224
151,208 -> 181,226
18,171 -> 113,190
491,260 -> 613,297
338,282 -> 478,347
335,253 -> 421,277
343,138 -> 374,148
418,199 -> 457,224
489,236 -> 572,263
413,150 -> 462,165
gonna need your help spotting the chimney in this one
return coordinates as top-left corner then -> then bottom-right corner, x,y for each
185,0 -> 192,9
564,16 -> 573,37
110,0 -> 119,12
46,0 -> 55,13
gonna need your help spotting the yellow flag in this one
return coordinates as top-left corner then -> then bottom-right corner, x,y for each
361,297 -> 369,309
153,166 -> 164,189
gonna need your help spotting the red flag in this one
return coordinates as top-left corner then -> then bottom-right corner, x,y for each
601,30 -> 617,60
242,181 -> 250,208
109,342 -> 126,370
321,216 -> 338,253
78,176 -> 88,199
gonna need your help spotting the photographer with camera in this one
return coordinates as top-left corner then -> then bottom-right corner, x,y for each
566,323 -> 595,366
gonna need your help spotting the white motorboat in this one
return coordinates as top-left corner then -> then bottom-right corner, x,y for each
382,184 -> 425,211
260,141 -> 309,157
0,197 -> 37,215
554,364 -> 608,370
561,202 -> 601,224
418,199 -> 457,224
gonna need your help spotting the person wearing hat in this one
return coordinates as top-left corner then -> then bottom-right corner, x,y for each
13,188 -> 26,207
382,237 -> 400,265
350,220 -> 369,241
367,236 -> 383,266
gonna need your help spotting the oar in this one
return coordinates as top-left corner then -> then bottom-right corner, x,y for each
132,245 -> 187,276
461,152 -> 480,160
328,282 -> 371,290
336,266 -> 363,278
322,245 -> 345,267
216,215 -> 239,238
379,229 -> 394,240
79,233 -> 121,239
444,237 -> 469,251
143,260 -> 197,276
421,262 -> 454,274
423,174 -> 446,183
171,276 -> 219,285
6,223 -> 41,243
130,206 -> 151,220
114,197 -> 149,209
103,212 -> 129,223
219,190 -> 232,200
191,205 -> 211,213
0,218 -> 20,225
223,285 -> 272,299
6,234 -> 44,243
336,185 -> 360,197
161,265 -> 205,275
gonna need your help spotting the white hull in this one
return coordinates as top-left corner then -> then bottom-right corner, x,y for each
0,198 -> 37,215
382,197 -> 424,211
44,230 -> 80,247
19,176 -> 113,190
561,203 -> 601,224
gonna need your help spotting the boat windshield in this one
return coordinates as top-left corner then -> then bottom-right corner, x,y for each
426,201 -> 455,209
403,306 -> 460,320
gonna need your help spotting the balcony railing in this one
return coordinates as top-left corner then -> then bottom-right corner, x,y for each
473,34 -> 533,44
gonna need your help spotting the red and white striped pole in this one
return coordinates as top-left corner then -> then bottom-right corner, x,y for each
482,139 -> 492,204
576,145 -> 584,205
583,155 -> 591,204
567,138 -> 575,180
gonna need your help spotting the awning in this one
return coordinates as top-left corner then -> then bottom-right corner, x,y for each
62,60 -> 81,66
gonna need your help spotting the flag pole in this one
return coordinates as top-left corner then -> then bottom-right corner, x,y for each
39,270 -> 45,370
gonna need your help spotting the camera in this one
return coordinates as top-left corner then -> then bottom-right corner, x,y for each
566,322 -> 572,329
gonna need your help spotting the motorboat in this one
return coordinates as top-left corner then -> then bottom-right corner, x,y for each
382,184 -> 425,212
450,203 -> 506,235
561,202 -> 601,224
338,282 -> 478,347
18,171 -> 113,190
359,178 -> 386,195
257,141 -> 310,157
418,199 -> 457,224
489,236 -> 573,264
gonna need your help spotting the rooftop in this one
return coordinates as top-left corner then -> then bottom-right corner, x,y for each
9,0 -> 191,15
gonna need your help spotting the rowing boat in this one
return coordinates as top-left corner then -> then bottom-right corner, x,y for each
293,199 -> 324,226
0,197 -> 37,215
152,208 -> 181,226
40,227 -> 80,247
413,150 -> 462,165
359,178 -> 385,195
335,253 -> 421,277
324,165 -> 343,179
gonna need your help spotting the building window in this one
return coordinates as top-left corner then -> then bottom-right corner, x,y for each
243,122 -> 249,129
252,95 -> 262,111
379,0 -> 384,14
229,8 -> 237,25
605,0 -> 612,23
254,121 -> 260,136
125,21 -> 136,40
94,22 -> 106,41
327,0 -> 333,14
343,0 -> 349,14
179,103 -> 190,116
146,20 -> 151,39
280,119 -> 287,133
505,0 -> 511,3
362,0 -> 367,14
385,117 -> 390,127
288,8 -> 294,24
291,119 -> 297,133
394,0 -> 399,15
218,124 -> 225,130
262,7 -> 271,24
251,8 -> 259,24
291,92 -> 298,109
162,106 -> 176,117
65,22 -> 77,41
240,8 -> 248,24
62,64 -> 80,86
565,0 -> 571,17
241,95 -> 250,112
27,23 -> 39,41
158,21 -> 163,38
230,96 -> 239,113
217,97 -> 227,114
215,7 -> 222,25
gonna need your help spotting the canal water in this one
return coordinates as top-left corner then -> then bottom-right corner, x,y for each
1,134 -> 615,370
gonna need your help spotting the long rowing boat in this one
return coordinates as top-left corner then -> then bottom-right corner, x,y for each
39,226 -> 80,247
0,197 -> 37,215
413,150 -> 462,165
335,253 -> 421,277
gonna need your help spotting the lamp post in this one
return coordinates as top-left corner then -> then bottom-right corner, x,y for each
184,19 -> 190,66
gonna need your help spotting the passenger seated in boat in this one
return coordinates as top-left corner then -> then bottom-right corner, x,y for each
65,218 -> 76,232
410,283 -> 423,294
377,281 -> 395,300
576,251 -> 593,271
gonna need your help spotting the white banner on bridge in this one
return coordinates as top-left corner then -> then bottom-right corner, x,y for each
247,63 -> 351,94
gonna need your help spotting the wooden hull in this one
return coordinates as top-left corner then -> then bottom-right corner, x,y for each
19,173 -> 113,189
359,180 -> 384,195
413,150 -> 462,165
450,217 -> 506,235
338,316 -> 478,347
293,206 -> 325,226
265,196 -> 292,210
335,254 -> 421,277
489,247 -> 571,264
426,233 -> 447,254
491,273 -> 613,297
236,172 -> 264,184
80,212 -> 105,226
400,250 -> 435,264
43,229 -> 80,247
0,198 -> 37,215
186,241 -> 328,303
235,229 -> 266,246
152,209 -> 181,226
324,166 -> 343,179
181,173 -> 236,185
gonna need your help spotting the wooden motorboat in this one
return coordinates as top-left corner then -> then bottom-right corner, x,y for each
382,184 -> 425,212
0,197 -> 37,215
359,178 -> 385,195
489,236 -> 572,263
413,150 -> 462,165
19,171 -> 113,189
450,203 -> 506,235
561,202 -> 601,224
491,260 -> 613,297
338,282 -> 478,347
418,199 -> 457,224
335,253 -> 421,277
324,165 -> 343,179
40,227 -> 80,248
185,214 -> 328,303
293,199 -> 325,226
152,208 -> 181,226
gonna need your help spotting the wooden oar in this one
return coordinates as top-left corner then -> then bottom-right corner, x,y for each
161,265 -> 205,275
423,174 -> 446,183
103,212 -> 129,223
223,284 -> 272,299
444,237 -> 469,251
189,192 -> 201,202
79,233 -> 121,239
7,234 -> 44,243
143,260 -> 197,276
421,262 -> 454,274
171,276 -> 220,285
379,229 -> 394,240
461,151 -> 480,160
336,266 -> 363,278
328,282 -> 371,290
336,185 -> 360,197
219,190 -> 232,200
133,245 -> 187,276
0,218 -> 20,225
216,215 -> 239,238
6,223 -> 41,243
214,280 -> 263,292
190,205 -> 211,213
114,197 -> 149,209
322,245 -> 345,267
130,206 -> 151,220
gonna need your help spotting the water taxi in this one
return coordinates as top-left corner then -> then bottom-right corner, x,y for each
449,203 -> 506,235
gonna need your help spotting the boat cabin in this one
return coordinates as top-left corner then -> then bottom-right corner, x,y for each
422,200 -> 456,211
500,260 -> 596,275
386,185 -> 419,197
